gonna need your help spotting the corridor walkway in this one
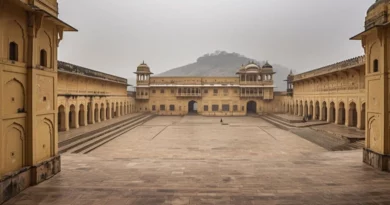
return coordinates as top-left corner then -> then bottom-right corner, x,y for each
5,116 -> 390,205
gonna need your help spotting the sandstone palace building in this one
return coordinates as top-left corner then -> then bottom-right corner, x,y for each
3,0 -> 390,203
135,61 -> 279,116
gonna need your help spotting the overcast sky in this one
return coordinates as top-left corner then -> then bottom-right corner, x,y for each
58,0 -> 372,78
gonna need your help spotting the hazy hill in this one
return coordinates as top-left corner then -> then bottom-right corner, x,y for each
158,51 -> 292,91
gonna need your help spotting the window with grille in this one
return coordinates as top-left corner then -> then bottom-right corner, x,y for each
152,90 -> 156,94
233,105 -> 238,111
160,105 -> 165,111
222,104 -> 229,111
40,49 -> 47,67
204,105 -> 209,111
169,105 -> 175,111
374,59 -> 379,73
213,89 -> 218,96
212,105 -> 219,111
160,89 -> 165,94
152,105 -> 156,111
9,42 -> 18,61
204,89 -> 208,94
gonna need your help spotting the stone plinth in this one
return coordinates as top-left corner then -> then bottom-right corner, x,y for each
0,155 -> 61,204
363,148 -> 390,172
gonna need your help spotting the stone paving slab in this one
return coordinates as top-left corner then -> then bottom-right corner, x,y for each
4,116 -> 390,205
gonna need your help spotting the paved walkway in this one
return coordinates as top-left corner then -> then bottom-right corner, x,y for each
59,113 -> 142,143
5,116 -> 390,205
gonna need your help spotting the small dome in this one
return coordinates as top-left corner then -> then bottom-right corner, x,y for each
245,63 -> 260,70
368,0 -> 389,14
136,61 -> 151,73
262,61 -> 273,69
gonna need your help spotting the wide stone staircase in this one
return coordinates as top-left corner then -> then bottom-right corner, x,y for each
260,114 -> 365,151
59,113 -> 155,154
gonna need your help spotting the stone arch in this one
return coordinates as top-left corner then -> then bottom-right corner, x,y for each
106,103 -> 110,119
4,123 -> 25,174
120,102 -> 123,116
349,102 -> 358,127
58,105 -> 66,131
304,101 -> 308,116
369,42 -> 380,73
38,30 -> 52,68
87,102 -> 93,124
116,102 -> 119,117
299,101 -> 303,116
40,118 -> 54,158
69,105 -> 76,129
321,101 -> 327,121
367,116 -> 380,150
309,101 -> 314,116
111,102 -> 115,118
329,102 -> 336,123
100,103 -> 105,121
4,78 -> 26,115
79,104 -> 85,126
361,103 -> 366,130
6,20 -> 25,62
94,103 -> 99,122
338,102 -> 346,125
315,101 -> 320,120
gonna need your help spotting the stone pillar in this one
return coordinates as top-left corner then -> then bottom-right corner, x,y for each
83,107 -> 88,126
327,105 -> 332,123
356,104 -> 362,129
345,104 -> 350,127
335,104 -> 339,124
90,103 -> 95,124
64,106 -> 70,131
74,106 -> 79,129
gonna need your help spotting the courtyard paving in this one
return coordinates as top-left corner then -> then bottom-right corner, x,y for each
5,116 -> 390,205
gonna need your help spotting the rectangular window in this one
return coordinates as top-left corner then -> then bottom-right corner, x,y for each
213,89 -> 218,94
212,105 -> 219,111
171,89 -> 175,94
152,105 -> 156,111
204,105 -> 209,111
222,104 -> 229,111
152,90 -> 156,94
160,105 -> 165,111
204,89 -> 208,94
169,105 -> 175,111
160,89 -> 165,94
233,105 -> 238,111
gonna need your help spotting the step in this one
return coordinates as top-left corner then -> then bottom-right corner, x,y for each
59,113 -> 145,148
81,115 -> 156,154
59,113 -> 149,154
260,115 -> 295,130
269,114 -> 303,123
69,114 -> 155,154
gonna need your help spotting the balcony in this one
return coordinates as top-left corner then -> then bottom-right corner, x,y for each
176,93 -> 202,97
240,81 -> 272,85
240,93 -> 264,98
136,95 -> 149,100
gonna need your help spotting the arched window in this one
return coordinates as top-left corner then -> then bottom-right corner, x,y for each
9,42 -> 18,61
373,59 -> 379,73
40,49 -> 47,67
